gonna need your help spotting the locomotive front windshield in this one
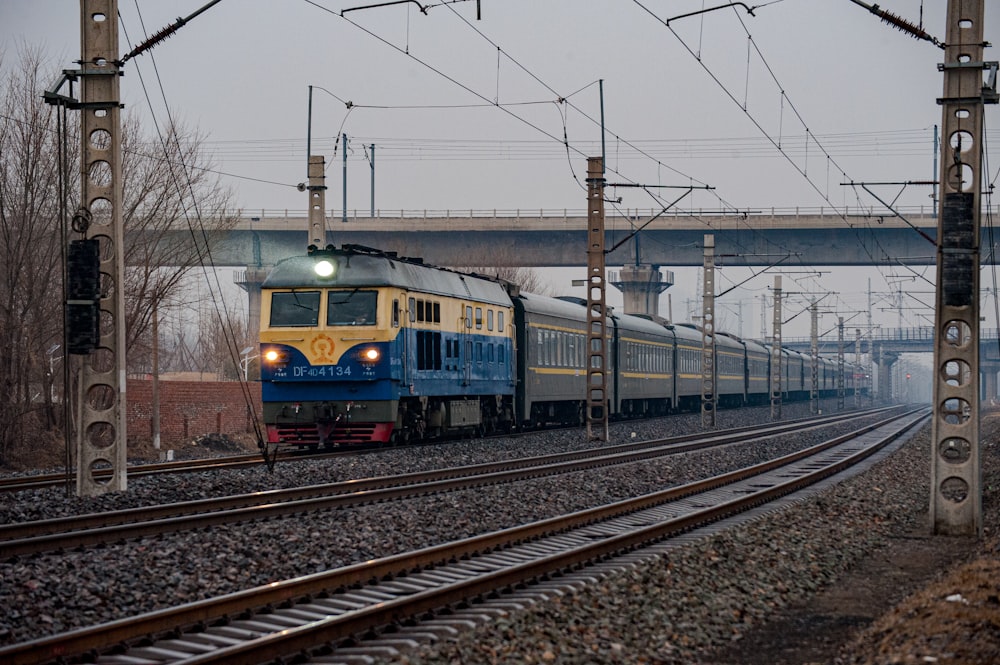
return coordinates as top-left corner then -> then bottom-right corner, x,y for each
328,290 -> 377,326
269,290 -> 320,327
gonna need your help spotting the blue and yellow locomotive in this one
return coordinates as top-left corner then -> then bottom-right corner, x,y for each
260,244 -> 515,445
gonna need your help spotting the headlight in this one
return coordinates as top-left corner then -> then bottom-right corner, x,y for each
264,349 -> 289,364
361,347 -> 380,362
314,259 -> 335,278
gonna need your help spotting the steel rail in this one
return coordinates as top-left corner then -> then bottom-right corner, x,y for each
0,408 -> 882,493
0,408 -> 926,665
0,409 -> 897,558
197,410 -> 926,665
0,453 -> 278,493
0,442 -> 407,493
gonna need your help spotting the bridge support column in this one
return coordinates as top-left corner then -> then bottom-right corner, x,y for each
609,265 -> 674,318
235,266 -> 270,342
982,362 -> 1000,405
875,346 -> 899,404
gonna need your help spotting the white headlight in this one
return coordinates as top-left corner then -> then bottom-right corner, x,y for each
314,260 -> 335,277
363,348 -> 380,362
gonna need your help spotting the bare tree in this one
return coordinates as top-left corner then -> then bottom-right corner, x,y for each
118,114 -> 239,373
453,247 -> 552,296
190,301 -> 253,381
0,47 -> 66,463
0,46 -> 238,466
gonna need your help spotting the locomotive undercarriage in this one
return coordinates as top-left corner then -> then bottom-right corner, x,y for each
392,395 -> 514,443
264,399 -> 396,447
265,395 -> 516,447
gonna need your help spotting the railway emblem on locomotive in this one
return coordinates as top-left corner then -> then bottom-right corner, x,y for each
310,334 -> 336,363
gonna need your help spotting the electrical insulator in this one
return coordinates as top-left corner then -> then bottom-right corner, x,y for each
66,239 -> 100,354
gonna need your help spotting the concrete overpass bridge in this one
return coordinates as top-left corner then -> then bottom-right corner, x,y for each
782,327 -> 1000,402
184,205 -> 990,337
159,204 -> 1000,269
782,327 -> 1000,356
159,205 -> 999,401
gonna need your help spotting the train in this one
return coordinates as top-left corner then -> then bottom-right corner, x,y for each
258,244 -> 870,447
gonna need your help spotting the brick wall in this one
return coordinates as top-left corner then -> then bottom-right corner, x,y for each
126,379 -> 263,446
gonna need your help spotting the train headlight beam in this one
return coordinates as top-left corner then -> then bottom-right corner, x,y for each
314,260 -> 335,278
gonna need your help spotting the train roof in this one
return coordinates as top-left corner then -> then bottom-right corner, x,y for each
262,245 -> 512,307
520,294 -> 680,339
614,311 -> 677,338
670,323 -> 745,350
517,293 -> 597,320
740,337 -> 769,354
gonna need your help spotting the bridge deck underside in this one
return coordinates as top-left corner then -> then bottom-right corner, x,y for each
154,224 -> 985,268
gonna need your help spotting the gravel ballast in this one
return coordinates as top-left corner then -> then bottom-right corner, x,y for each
3,402 -> 992,665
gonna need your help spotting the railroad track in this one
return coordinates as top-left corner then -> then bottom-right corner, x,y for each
0,444 -> 400,493
0,407 -> 883,493
0,453 -> 265,493
0,408 -> 899,559
0,407 -> 927,665
0,425 -> 611,493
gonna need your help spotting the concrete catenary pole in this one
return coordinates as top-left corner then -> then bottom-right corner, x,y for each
810,301 -> 819,414
308,155 -> 327,247
701,235 -> 717,428
855,328 -> 862,408
837,316 -> 845,410
74,0 -> 127,495
930,0 -> 994,536
585,157 -> 609,442
770,276 -> 782,420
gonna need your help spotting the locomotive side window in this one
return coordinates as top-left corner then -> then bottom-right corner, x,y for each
416,331 -> 442,370
433,302 -> 441,323
417,331 -> 427,369
475,307 -> 483,329
417,300 -> 425,322
498,311 -> 505,332
269,291 -> 320,327
409,297 -> 416,323
392,299 -> 400,328
465,306 -> 473,329
327,290 -> 377,326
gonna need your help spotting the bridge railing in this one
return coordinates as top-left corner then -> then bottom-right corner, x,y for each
783,327 -> 1000,345
233,204 -> 1000,223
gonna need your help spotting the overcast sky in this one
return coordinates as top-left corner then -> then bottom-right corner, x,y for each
3,0 -> 999,341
